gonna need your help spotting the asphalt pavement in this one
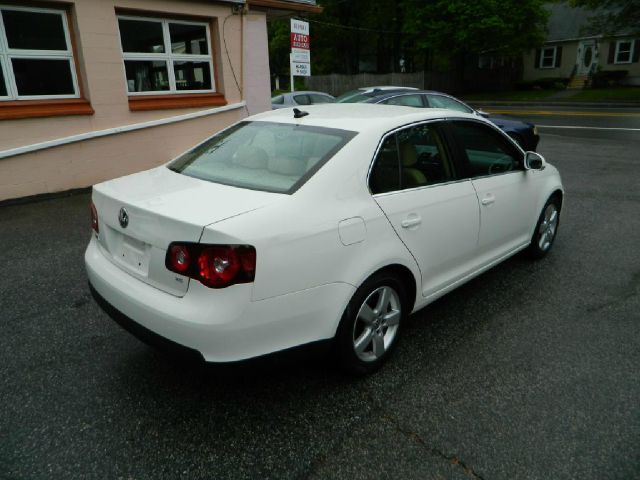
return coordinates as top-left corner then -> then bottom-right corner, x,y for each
1,112 -> 639,479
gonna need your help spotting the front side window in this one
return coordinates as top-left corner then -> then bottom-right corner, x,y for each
540,46 -> 557,68
0,6 -> 78,99
615,40 -> 633,64
370,123 -> 454,194
271,95 -> 284,104
426,95 -> 473,113
169,121 -> 357,194
118,16 -> 214,94
450,121 -> 521,177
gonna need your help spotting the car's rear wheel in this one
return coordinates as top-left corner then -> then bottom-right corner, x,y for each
527,196 -> 561,259
335,272 -> 407,375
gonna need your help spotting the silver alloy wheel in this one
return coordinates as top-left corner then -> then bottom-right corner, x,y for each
352,286 -> 401,362
538,203 -> 559,251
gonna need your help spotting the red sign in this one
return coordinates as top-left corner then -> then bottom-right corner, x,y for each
290,33 -> 310,50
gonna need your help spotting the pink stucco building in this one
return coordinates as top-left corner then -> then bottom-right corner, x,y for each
0,0 -> 320,201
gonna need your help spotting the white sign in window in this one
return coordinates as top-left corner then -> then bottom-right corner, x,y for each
0,5 -> 79,100
117,15 -> 215,95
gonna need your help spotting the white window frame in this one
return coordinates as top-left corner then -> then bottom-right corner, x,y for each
539,46 -> 557,69
614,39 -> 634,64
0,5 -> 79,101
117,15 -> 216,96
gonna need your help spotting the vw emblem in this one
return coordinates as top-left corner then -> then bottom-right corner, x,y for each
118,207 -> 129,228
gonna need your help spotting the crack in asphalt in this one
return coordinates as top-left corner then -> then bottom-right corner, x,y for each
358,388 -> 487,480
586,270 -> 640,313
380,413 -> 487,480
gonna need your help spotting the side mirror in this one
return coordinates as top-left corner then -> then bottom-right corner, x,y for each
476,109 -> 490,118
524,151 -> 546,170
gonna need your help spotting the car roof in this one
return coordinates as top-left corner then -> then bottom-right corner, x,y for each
365,90 -> 460,101
248,103 -> 479,133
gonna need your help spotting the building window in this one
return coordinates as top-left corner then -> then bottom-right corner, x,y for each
540,46 -> 557,69
0,5 -> 79,100
614,40 -> 634,64
118,16 -> 215,95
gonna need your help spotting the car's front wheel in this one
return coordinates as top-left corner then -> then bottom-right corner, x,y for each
527,195 -> 561,259
335,272 -> 407,375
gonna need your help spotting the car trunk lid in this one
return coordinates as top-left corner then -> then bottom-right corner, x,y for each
92,167 -> 280,296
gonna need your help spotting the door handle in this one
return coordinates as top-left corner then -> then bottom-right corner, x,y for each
401,215 -> 422,228
481,194 -> 495,206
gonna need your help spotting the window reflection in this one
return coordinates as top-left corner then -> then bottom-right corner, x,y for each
124,61 -> 169,92
169,23 -> 208,55
174,61 -> 211,90
119,19 -> 165,53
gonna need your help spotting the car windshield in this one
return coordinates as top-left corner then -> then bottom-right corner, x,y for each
336,90 -> 374,103
168,121 -> 357,194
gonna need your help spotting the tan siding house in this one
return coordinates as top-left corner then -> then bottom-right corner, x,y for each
0,0 -> 320,202
522,4 -> 640,86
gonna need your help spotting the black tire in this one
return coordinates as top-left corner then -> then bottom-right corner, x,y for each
526,195 -> 561,259
334,272 -> 408,375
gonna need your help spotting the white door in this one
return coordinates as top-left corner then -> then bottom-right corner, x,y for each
447,120 -> 539,266
370,122 -> 480,298
577,40 -> 596,75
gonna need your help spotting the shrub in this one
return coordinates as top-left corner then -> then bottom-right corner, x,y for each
591,70 -> 629,88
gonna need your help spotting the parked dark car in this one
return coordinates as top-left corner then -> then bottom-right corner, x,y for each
338,89 -> 539,151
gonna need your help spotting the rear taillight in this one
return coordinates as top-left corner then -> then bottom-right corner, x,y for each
165,243 -> 256,289
90,202 -> 99,234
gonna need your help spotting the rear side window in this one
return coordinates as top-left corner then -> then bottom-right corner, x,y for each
449,121 -> 521,177
272,95 -> 284,104
308,93 -> 335,104
370,122 -> 454,194
169,121 -> 357,194
382,94 -> 424,107
293,94 -> 311,105
427,95 -> 473,113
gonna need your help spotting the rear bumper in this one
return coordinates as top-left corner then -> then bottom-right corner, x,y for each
85,237 -> 355,362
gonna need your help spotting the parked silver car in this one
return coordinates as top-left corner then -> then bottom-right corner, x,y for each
271,91 -> 336,109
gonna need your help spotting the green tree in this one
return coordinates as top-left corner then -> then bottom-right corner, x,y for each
568,0 -> 640,35
401,0 -> 549,69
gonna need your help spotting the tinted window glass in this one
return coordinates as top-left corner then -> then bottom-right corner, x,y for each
308,93 -> 335,104
272,95 -> 284,104
169,23 -> 208,55
370,135 -> 400,194
3,10 -> 67,50
336,90 -> 373,103
397,124 -> 453,187
451,121 -> 521,177
124,60 -> 170,92
169,121 -> 357,194
383,94 -> 424,107
293,94 -> 311,105
119,19 -> 165,53
173,61 -> 211,90
12,58 -> 74,96
427,95 -> 473,113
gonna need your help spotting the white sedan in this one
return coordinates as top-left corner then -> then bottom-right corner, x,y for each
85,104 -> 563,374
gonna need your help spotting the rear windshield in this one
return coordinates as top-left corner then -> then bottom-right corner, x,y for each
168,121 -> 357,194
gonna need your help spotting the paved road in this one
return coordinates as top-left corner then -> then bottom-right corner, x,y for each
478,104 -> 640,143
1,129 -> 639,479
